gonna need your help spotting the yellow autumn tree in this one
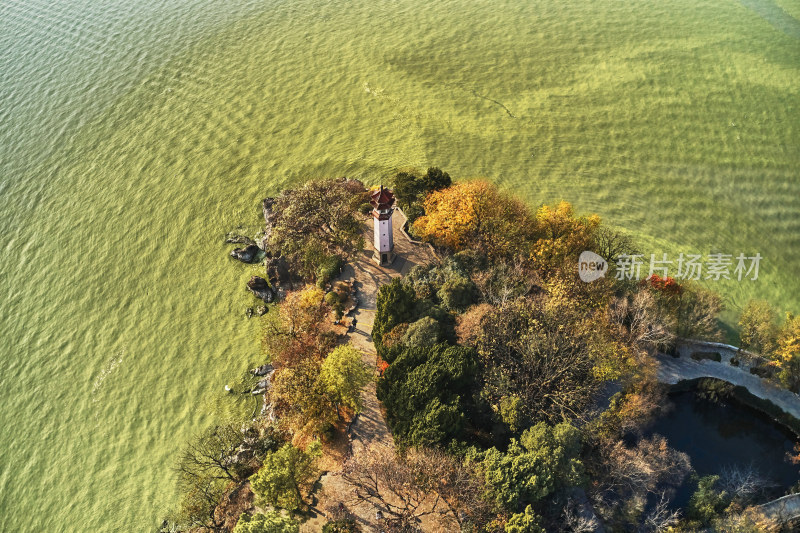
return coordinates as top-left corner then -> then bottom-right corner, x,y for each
412,180 -> 535,258
531,201 -> 600,276
279,286 -> 328,339
777,313 -> 800,362
776,313 -> 800,391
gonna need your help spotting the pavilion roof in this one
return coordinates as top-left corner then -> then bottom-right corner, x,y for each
370,186 -> 395,209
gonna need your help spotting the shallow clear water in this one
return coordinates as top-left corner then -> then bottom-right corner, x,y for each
1,0 -> 798,530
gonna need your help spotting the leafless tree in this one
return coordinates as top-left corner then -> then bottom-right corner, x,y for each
608,289 -> 676,355
341,447 -> 493,531
177,424 -> 254,484
177,473 -> 227,532
674,283 -> 723,341
718,464 -> 774,504
639,492 -> 681,532
471,255 -> 540,306
591,435 -> 690,507
560,497 -> 601,532
594,226 -> 637,265
171,423 -> 278,531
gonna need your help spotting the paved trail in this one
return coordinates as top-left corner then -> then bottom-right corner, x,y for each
655,341 -> 800,420
656,341 -> 800,528
302,212 -> 435,532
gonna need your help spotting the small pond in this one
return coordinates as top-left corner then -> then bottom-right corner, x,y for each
645,390 -> 800,508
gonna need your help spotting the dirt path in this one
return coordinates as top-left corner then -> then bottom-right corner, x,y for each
302,212 -> 436,532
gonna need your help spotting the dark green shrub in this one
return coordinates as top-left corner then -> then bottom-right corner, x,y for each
372,278 -> 417,348
437,275 -> 478,312
401,316 -> 442,348
324,291 -> 342,306
393,171 -> 420,208
377,343 -> 478,447
402,202 -> 425,224
505,506 -> 545,533
478,422 -> 584,511
687,475 -> 728,526
315,255 -> 343,287
420,167 -> 452,191
392,167 -> 451,209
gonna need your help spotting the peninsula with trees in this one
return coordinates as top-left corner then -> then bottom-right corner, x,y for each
161,169 -> 800,533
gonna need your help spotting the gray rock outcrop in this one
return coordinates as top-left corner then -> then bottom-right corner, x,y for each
247,276 -> 275,302
230,244 -> 260,263
225,232 -> 256,246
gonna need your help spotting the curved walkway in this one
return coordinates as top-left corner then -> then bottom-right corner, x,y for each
656,340 -> 800,527
755,493 -> 800,526
655,341 -> 800,420
301,212 -> 436,532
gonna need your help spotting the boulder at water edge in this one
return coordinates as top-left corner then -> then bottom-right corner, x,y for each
247,276 -> 275,302
230,244 -> 260,263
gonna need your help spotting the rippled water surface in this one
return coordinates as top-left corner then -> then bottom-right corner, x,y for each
1,0 -> 798,530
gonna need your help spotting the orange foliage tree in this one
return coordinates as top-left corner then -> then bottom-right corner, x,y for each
412,180 -> 536,258
266,286 -> 336,369
413,182 -> 602,279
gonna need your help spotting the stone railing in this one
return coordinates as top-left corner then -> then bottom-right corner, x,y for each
394,207 -> 439,258
675,338 -> 774,373
754,493 -> 800,529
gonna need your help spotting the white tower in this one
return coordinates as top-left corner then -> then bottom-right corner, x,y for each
370,185 -> 395,266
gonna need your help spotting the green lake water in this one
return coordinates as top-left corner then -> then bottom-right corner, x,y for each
1,0 -> 798,530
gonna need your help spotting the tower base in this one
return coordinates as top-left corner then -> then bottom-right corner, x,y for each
373,250 -> 395,266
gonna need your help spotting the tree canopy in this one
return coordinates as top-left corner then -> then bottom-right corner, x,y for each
412,180 -> 536,258
392,167 -> 452,220
233,511 -> 300,533
269,178 -> 366,280
475,295 -> 631,427
475,422 -> 584,511
319,344 -> 372,418
250,441 -> 322,512
377,343 -> 479,447
739,300 -> 779,356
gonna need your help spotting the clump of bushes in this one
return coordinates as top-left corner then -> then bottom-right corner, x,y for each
324,282 -> 351,321
316,255 -> 343,288
392,167 -> 452,224
738,300 -> 800,392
